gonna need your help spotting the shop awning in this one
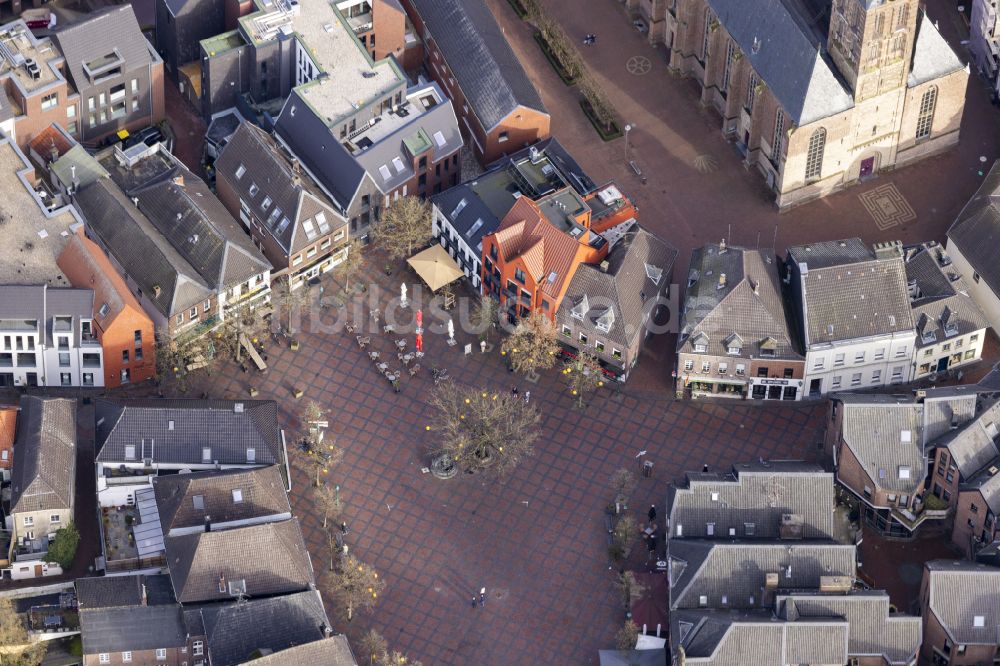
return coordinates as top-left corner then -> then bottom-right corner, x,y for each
406,244 -> 464,292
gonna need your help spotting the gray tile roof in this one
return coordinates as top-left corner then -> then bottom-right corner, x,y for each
185,590 -> 330,666
934,398 -> 1000,479
409,0 -> 547,131
0,285 -> 95,347
908,11 -> 965,87
215,122 -> 347,256
905,243 -> 989,350
52,6 -> 154,94
76,575 -> 145,610
947,160 -> 1000,293
10,396 -> 76,515
667,541 -> 856,610
667,461 -> 834,540
777,592 -> 921,664
559,226 -> 677,351
707,0 -> 853,125
95,399 -> 283,467
679,244 -> 800,361
165,518 -> 314,604
153,466 -> 290,535
74,178 -> 214,318
80,604 -> 187,655
787,239 -> 915,346
241,635 -> 357,666
959,460 -> 1000,514
924,559 -> 1000,645
836,396 -> 929,495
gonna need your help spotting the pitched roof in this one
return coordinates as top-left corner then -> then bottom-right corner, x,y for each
185,591 -> 331,666
215,122 -> 346,256
559,226 -> 677,350
52,6 -> 154,92
787,239 -> 915,346
57,231 -> 149,332
934,398 -> 1000,479
679,244 -> 800,360
26,125 -> 73,161
905,243 -> 989,350
959,458 -> 1000,514
706,0 -> 853,125
777,592 -> 921,664
241,635 -> 358,666
80,604 -> 187,655
408,0 -> 547,131
947,160 -> 1000,292
908,11 -> 965,87
153,466 -> 290,535
165,518 -> 314,604
95,399 -> 283,467
51,145 -> 109,191
667,541 -> 856,610
924,560 -> 1000,645
837,397 -> 929,495
10,396 -> 76,514
668,461 -> 835,540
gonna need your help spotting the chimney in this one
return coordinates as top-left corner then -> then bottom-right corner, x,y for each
49,143 -> 58,163
320,623 -> 333,637
172,175 -> 185,187
717,273 -> 727,290
141,583 -> 148,607
779,513 -> 804,540
819,575 -> 852,593
153,285 -> 161,298
599,260 -> 610,272
131,197 -> 139,207
719,238 -> 727,253
205,515 -> 212,532
762,572 -> 779,607
217,573 -> 226,593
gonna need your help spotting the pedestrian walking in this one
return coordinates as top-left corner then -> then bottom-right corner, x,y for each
648,505 -> 657,523
480,340 -> 486,354
340,521 -> 349,535
524,391 -> 530,404
471,596 -> 478,608
479,587 -> 487,607
511,386 -> 519,398
702,464 -> 709,473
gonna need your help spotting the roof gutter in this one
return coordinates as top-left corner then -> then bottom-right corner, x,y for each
280,427 -> 291,492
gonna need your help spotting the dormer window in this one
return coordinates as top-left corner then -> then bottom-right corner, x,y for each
724,334 -> 742,356
571,295 -> 589,320
942,306 -> 959,337
645,263 -> 663,285
246,448 -> 256,463
596,308 -> 615,333
759,337 -> 778,357
202,447 -> 211,464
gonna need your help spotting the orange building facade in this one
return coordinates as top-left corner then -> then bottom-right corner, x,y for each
57,232 -> 157,388
0,406 -> 15,474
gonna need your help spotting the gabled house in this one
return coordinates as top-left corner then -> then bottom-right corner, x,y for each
919,560 -> 1000,665
903,241 -> 989,381
165,518 -> 314,604
677,243 -> 803,400
214,122 -> 349,288
5,396 -> 76,560
786,239 -> 916,397
556,226 -> 676,380
57,231 -> 157,388
242,635 -> 358,666
400,0 -> 550,164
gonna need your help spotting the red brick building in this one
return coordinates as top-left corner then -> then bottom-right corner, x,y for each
0,406 -> 15,476
57,231 -> 156,388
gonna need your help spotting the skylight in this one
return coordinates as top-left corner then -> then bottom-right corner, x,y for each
232,488 -> 243,503
98,303 -> 110,317
192,495 -> 204,510
378,165 -> 392,181
275,217 -> 291,236
235,165 -> 246,179
261,196 -> 272,211
466,218 -> 484,238
303,218 -> 317,241
315,212 -> 330,234
451,198 -> 467,218
433,130 -> 446,148
392,157 -> 406,174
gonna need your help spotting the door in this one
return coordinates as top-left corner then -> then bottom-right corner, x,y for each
767,385 -> 782,400
25,372 -> 37,387
0,373 -> 12,387
33,564 -> 42,577
809,378 -> 822,396
936,357 -> 949,373
860,156 -> 875,179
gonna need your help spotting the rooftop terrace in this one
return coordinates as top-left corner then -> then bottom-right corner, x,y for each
346,85 -> 443,155
0,21 -> 63,95
0,139 -> 79,285
201,30 -> 245,57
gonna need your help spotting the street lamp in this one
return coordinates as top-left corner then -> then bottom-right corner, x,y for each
335,484 -> 341,509
624,123 -> 633,163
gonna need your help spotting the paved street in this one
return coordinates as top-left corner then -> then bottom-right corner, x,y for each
158,259 -> 828,664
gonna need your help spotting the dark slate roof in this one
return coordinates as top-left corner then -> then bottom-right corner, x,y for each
0,285 -> 94,347
185,591 -> 331,666
962,462 -> 1000,514
667,461 -> 835,540
679,244 -> 800,360
909,11 -> 965,87
558,226 -> 678,351
409,0 -> 547,131
495,137 -> 596,196
947,160 -> 1000,293
933,398 -> 1000,479
242,635 -> 358,666
777,592 -> 921,665
52,6 -> 154,94
10,396 -> 76,514
904,243 -> 989,350
924,559 -> 1000,645
274,89 -> 366,211
75,178 -> 214,318
165,518 -> 314,604
80,604 -> 187,655
431,182 -> 500,253
76,575 -> 145,610
153,466 -> 290,534
787,239 -> 915,346
95,399 -> 283,467
667,540 -> 856,610
707,0 -> 853,125
215,122 -> 346,256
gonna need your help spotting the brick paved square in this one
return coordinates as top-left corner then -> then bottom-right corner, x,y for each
859,183 -> 918,230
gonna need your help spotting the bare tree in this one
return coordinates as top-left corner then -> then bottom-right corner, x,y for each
379,652 -> 423,666
610,468 -> 637,512
613,570 -> 646,612
613,515 -> 638,561
359,629 -> 388,665
298,401 -> 343,486
371,196 -> 432,261
214,307 -> 270,363
470,295 -> 499,341
323,555 -> 386,622
0,597 -> 46,666
333,239 -> 365,294
535,14 -> 584,81
615,619 -> 639,652
313,481 -> 342,529
271,278 -> 312,336
501,312 -> 560,376
427,382 -> 541,478
563,348 -> 606,408
579,75 -> 619,134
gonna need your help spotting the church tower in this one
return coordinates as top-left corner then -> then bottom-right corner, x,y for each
827,0 -> 921,102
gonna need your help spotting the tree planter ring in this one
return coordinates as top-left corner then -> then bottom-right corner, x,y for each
430,454 -> 458,479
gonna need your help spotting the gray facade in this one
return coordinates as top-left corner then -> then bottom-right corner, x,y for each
155,0 -> 226,77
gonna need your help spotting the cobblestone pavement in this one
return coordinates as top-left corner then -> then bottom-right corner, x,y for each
167,259 -> 827,664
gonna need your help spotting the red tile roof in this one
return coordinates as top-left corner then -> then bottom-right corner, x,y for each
57,231 -> 149,331
0,406 -> 15,469
27,125 -> 73,161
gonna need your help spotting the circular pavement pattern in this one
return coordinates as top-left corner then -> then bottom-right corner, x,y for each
626,55 -> 652,75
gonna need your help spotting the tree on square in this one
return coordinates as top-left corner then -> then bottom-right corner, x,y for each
371,196 -> 432,261
500,312 -> 559,376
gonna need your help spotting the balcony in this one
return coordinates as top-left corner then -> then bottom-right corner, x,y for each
346,11 -> 373,34
81,334 -> 100,347
890,503 -> 950,531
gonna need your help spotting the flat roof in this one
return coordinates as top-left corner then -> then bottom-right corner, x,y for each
0,139 -> 80,285
201,30 -> 244,57
348,86 -> 444,155
0,21 -> 63,95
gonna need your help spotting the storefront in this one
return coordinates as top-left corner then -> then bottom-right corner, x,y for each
749,377 -> 801,401
686,378 -> 747,399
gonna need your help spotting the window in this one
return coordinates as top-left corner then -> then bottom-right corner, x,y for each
122,349 -> 129,363
718,362 -> 728,374
246,448 -> 255,463
971,503 -> 979,514
122,652 -> 132,663
872,369 -> 882,383
59,352 -> 70,367
773,109 -> 785,160
834,353 -> 845,367
813,357 -> 825,370
804,128 -> 826,181
498,131 -> 509,143
193,642 -> 204,657
100,655 -> 110,664
176,314 -> 183,324
612,349 -> 622,360
851,373 -> 862,387
899,466 -> 911,480
561,325 -> 572,338
202,447 -> 212,463
41,92 -> 58,111
60,373 -> 72,386
854,351 -> 865,364
514,268 -> 525,284
235,165 -> 246,179
891,367 -> 904,382
722,40 -> 736,92
698,595 -> 708,607
83,373 -> 94,386
746,72 -> 759,113
23,516 -> 33,526
702,9 -> 714,63
701,361 -> 711,373
156,649 -> 167,660
874,348 -> 885,361
736,364 -> 746,376
895,346 -> 907,358
579,332 -> 588,345
684,360 -> 694,371
66,105 -> 75,118
915,86 -> 937,140
50,514 -> 61,524
757,367 -> 768,377
831,375 -> 842,389
595,341 -> 605,353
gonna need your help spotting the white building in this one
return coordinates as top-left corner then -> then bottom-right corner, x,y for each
0,285 -> 104,388
969,0 -> 1000,88
785,239 -> 916,397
